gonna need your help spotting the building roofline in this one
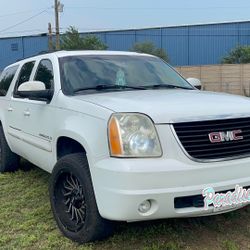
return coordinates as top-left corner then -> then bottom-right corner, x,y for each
0,32 -> 48,40
80,19 -> 250,34
1,19 -> 250,39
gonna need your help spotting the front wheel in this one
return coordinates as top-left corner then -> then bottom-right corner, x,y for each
49,153 -> 113,243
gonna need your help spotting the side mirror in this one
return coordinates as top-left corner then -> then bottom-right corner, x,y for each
18,81 -> 46,92
186,78 -> 202,90
17,81 -> 53,102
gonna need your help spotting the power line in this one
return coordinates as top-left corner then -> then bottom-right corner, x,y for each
0,8 -> 51,34
0,9 -> 50,18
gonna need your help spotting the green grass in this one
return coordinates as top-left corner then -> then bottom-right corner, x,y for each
0,165 -> 250,250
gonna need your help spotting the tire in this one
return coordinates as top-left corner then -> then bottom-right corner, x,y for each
49,153 -> 113,243
0,125 -> 20,173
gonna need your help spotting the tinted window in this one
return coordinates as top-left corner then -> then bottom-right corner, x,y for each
59,55 -> 192,95
35,59 -> 54,90
0,65 -> 18,96
16,61 -> 35,88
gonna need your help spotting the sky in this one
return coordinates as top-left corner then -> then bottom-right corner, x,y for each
1,0 -> 250,37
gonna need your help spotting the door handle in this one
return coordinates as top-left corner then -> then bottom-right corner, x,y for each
7,107 -> 13,112
24,111 -> 30,117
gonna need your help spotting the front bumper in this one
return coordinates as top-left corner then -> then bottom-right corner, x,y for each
91,124 -> 250,221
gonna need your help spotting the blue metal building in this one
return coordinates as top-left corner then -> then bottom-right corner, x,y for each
1,20 -> 250,70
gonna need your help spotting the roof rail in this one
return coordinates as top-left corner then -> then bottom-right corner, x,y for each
15,50 -> 64,63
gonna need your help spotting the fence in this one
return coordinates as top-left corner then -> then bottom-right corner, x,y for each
175,64 -> 250,96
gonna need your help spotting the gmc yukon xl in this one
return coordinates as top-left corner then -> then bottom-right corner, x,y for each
0,51 -> 250,243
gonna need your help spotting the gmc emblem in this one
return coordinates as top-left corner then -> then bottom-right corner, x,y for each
208,130 -> 243,143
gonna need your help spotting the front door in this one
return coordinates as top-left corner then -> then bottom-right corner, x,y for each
7,59 -> 56,171
5,61 -> 36,158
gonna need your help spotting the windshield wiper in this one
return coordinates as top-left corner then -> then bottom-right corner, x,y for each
140,84 -> 193,90
73,84 -> 147,93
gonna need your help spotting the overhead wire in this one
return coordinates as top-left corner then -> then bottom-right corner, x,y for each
0,9 -> 50,18
0,8 -> 52,34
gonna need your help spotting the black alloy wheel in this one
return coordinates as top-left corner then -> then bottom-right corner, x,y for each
49,153 -> 113,243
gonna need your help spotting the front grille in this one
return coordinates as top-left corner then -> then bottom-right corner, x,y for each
173,117 -> 250,161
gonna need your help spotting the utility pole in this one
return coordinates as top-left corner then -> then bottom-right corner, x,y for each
48,22 -> 53,51
54,0 -> 60,50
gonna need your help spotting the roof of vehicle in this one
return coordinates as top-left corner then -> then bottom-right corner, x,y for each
52,50 -> 155,58
4,50 -> 155,70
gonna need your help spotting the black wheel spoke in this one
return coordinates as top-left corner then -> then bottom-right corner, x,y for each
63,191 -> 72,197
66,175 -> 75,189
70,207 -> 75,220
76,209 -> 83,223
64,197 -> 70,205
75,208 -> 80,224
66,202 -> 72,213
79,208 -> 85,216
70,174 -> 78,189
63,182 -> 73,191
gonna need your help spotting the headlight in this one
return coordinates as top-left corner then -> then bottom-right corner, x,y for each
108,113 -> 162,157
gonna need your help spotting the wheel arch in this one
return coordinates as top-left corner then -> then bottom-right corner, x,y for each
56,135 -> 88,160
53,123 -> 109,166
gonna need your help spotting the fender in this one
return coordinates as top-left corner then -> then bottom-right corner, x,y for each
52,113 -> 110,171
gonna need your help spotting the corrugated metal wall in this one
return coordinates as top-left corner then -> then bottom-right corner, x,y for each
1,21 -> 250,70
88,21 -> 250,66
0,35 -> 48,70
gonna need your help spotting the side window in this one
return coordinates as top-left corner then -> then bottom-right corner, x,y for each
34,59 -> 54,90
0,65 -> 18,96
16,61 -> 35,89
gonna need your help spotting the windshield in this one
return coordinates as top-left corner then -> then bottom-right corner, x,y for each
59,55 -> 193,95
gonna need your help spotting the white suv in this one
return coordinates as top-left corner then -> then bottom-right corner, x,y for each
0,51 -> 250,243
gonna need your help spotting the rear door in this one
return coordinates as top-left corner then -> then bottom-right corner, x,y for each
0,65 -> 19,148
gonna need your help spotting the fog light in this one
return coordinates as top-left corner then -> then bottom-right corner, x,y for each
138,200 -> 151,214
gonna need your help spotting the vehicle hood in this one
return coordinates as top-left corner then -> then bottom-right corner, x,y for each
74,90 -> 250,123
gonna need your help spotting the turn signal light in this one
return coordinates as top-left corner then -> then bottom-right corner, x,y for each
108,116 -> 122,156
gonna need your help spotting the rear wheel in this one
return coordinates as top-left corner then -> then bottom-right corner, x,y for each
49,153 -> 113,243
0,126 -> 20,173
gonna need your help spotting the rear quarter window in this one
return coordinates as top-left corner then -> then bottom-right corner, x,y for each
0,65 -> 19,96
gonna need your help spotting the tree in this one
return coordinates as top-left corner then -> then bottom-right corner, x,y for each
221,46 -> 250,64
61,26 -> 108,50
131,41 -> 169,62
